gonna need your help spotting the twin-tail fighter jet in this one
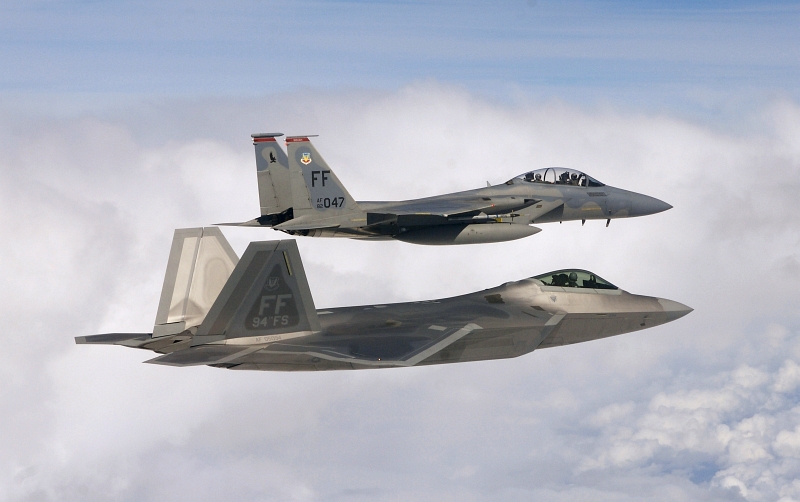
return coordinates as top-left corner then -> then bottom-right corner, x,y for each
76,228 -> 691,371
220,133 -> 672,245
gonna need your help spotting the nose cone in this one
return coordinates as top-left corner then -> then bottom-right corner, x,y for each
657,298 -> 693,322
628,193 -> 672,217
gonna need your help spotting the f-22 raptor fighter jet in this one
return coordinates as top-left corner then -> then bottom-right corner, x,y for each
222,133 -> 672,245
76,228 -> 691,371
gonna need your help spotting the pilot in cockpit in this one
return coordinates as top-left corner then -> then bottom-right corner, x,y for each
534,173 -> 542,182
570,172 -> 579,185
568,272 -> 579,287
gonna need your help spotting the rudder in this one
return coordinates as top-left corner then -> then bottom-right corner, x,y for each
252,133 -> 295,225
285,136 -> 360,218
153,227 -> 239,337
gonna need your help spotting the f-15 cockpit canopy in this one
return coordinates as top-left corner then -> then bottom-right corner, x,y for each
533,269 -> 618,290
512,168 -> 605,187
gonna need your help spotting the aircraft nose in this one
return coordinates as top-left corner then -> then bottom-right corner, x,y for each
657,298 -> 693,322
628,193 -> 672,217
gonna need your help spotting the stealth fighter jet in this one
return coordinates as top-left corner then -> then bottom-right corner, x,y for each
77,228 -> 691,371
222,133 -> 672,245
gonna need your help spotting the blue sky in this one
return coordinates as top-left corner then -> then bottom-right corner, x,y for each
3,1 -> 799,106
2,2 -> 800,501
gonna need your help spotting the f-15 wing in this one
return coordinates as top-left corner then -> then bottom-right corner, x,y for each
368,195 -> 538,217
362,196 -> 540,228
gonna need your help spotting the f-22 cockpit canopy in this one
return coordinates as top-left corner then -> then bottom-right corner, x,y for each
533,269 -> 618,290
511,168 -> 605,188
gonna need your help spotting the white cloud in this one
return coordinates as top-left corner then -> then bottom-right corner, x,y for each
774,361 -> 800,394
1,84 -> 799,501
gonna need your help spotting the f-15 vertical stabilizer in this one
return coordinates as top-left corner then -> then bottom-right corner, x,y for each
284,136 -> 361,223
252,133 -> 292,220
152,227 -> 239,338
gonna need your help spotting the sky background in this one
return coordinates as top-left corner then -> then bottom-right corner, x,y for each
2,1 -> 800,501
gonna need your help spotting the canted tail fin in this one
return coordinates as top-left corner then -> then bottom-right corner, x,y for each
153,228 -> 239,337
191,239 -> 320,346
285,136 -> 361,219
253,133 -> 291,217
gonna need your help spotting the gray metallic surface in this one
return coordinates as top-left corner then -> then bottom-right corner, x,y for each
77,232 -> 692,372
253,133 -> 292,217
153,227 -> 238,337
224,135 -> 673,245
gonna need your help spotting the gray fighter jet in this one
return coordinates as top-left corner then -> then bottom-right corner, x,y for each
222,133 -> 672,245
76,228 -> 691,370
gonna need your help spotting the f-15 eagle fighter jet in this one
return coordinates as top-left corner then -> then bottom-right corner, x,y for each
220,133 -> 672,245
76,228 -> 691,371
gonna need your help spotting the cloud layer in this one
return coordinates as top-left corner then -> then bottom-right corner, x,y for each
1,84 -> 799,501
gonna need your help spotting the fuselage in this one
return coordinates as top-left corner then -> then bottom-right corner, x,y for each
285,177 -> 671,244
361,179 -> 669,222
242,136 -> 671,245
220,276 -> 691,371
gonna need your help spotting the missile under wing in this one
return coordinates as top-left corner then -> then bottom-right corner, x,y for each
221,133 -> 672,245
76,228 -> 691,371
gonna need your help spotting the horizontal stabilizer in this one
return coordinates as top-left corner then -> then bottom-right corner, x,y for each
214,219 -> 263,227
75,333 -> 151,346
215,208 -> 295,227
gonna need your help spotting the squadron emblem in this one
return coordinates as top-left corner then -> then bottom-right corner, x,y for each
300,152 -> 312,165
